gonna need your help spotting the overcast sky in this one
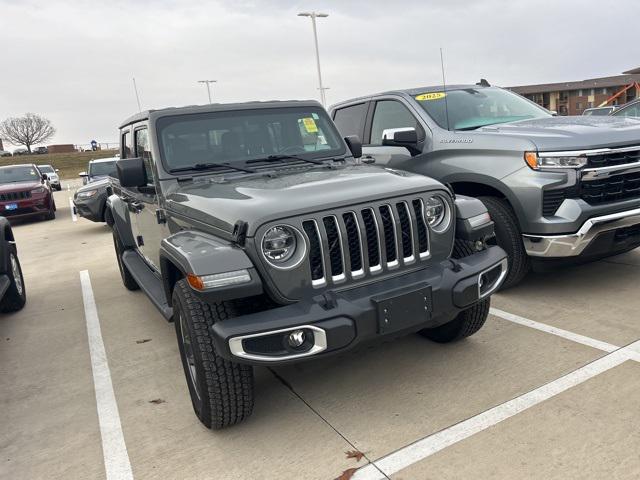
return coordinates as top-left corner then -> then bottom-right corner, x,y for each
1,0 -> 638,148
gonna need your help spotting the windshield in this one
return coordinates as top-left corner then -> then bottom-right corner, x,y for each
37,165 -> 55,173
89,161 -> 117,177
157,106 -> 345,172
0,166 -> 40,184
415,87 -> 550,130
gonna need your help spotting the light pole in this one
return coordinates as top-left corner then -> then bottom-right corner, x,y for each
298,11 -> 329,106
197,80 -> 217,103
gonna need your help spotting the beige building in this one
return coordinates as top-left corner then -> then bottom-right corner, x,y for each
509,67 -> 640,115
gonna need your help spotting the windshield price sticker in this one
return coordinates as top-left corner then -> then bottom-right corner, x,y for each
415,92 -> 446,101
302,117 -> 318,133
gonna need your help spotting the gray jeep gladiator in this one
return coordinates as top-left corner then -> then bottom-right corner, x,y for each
107,100 -> 507,429
331,83 -> 640,288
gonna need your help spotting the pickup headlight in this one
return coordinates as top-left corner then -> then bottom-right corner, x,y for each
424,195 -> 451,233
261,225 -> 306,269
31,187 -> 46,194
77,189 -> 98,199
524,151 -> 588,170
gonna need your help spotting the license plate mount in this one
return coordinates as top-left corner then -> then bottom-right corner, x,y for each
373,283 -> 432,335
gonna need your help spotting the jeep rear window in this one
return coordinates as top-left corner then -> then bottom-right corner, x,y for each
156,107 -> 345,172
415,87 -> 550,130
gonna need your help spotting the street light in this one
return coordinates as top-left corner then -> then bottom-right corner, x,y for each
197,80 -> 217,103
298,11 -> 329,106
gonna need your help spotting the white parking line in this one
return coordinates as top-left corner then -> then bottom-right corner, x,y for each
80,270 -> 133,480
489,307 -> 619,353
353,340 -> 640,480
69,197 -> 77,222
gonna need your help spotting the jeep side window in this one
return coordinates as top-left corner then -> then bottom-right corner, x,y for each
134,128 -> 154,184
333,103 -> 368,139
369,100 -> 422,146
121,130 -> 132,159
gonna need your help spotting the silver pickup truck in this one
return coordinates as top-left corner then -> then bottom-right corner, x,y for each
331,83 -> 640,288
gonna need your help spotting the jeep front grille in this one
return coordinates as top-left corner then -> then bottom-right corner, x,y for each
302,199 -> 430,287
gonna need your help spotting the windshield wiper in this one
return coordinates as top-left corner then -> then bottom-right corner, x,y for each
170,162 -> 257,174
246,154 -> 326,165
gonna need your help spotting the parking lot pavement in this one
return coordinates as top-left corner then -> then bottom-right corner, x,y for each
1,188 -> 639,480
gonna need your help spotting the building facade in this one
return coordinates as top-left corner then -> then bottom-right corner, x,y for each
509,68 -> 640,115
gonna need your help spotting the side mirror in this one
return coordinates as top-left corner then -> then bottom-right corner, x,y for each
55,168 -> 60,172
42,173 -> 48,180
382,127 -> 418,146
79,172 -> 88,177
117,157 -> 147,188
550,110 -> 558,116
343,135 -> 362,159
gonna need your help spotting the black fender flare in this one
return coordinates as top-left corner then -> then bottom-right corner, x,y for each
454,195 -> 495,241
106,194 -> 135,248
159,230 -> 262,305
0,217 -> 13,274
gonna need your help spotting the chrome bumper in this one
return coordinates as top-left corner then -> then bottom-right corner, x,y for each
523,208 -> 640,257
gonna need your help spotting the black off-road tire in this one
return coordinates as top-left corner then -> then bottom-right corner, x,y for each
478,196 -> 530,289
172,279 -> 254,430
0,245 -> 26,313
112,229 -> 139,291
419,237 -> 490,342
420,298 -> 490,343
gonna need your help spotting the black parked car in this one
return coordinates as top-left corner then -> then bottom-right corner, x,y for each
0,217 -> 26,312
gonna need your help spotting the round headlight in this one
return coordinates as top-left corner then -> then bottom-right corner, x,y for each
262,225 -> 298,264
424,196 -> 450,232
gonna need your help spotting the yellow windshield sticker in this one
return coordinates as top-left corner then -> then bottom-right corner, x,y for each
415,92 -> 446,101
302,117 -> 318,133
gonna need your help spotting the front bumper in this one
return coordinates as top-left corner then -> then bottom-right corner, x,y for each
209,246 -> 507,366
523,207 -> 640,257
0,197 -> 51,220
73,193 -> 107,222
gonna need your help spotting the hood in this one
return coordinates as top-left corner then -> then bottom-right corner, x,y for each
474,116 -> 640,151
166,165 -> 443,236
0,181 -> 42,193
78,178 -> 110,192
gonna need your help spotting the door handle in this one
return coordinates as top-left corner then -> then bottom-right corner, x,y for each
361,155 -> 376,164
130,200 -> 144,212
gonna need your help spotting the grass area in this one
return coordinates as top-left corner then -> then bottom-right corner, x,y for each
0,150 -> 118,180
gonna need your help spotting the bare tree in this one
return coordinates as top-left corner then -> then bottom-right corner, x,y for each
0,113 -> 56,153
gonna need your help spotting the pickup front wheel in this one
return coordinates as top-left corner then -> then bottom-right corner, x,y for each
478,196 -> 530,289
172,280 -> 254,430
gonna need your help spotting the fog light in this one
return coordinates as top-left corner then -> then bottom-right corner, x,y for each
287,330 -> 306,348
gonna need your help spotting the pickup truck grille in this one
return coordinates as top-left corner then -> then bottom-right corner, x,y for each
580,171 -> 640,205
0,191 -> 31,202
301,199 -> 430,287
586,147 -> 640,168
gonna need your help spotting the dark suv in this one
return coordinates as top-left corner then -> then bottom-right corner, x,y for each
108,100 -> 507,429
0,164 -> 56,221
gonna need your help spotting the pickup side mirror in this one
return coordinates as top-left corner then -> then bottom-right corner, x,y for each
381,127 -> 421,155
79,171 -> 88,177
41,173 -> 48,181
117,157 -> 147,188
343,135 -> 362,159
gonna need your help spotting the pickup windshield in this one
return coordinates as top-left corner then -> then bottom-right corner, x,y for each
157,106 -> 345,173
415,87 -> 550,131
0,165 -> 40,184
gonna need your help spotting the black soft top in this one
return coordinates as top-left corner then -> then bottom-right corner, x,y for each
119,100 -> 323,128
